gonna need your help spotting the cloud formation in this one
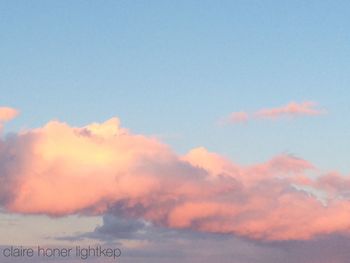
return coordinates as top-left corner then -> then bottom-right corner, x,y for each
256,101 -> 325,118
0,107 -> 19,131
221,112 -> 249,124
0,116 -> 349,241
222,101 -> 326,124
61,215 -> 350,263
0,107 -> 19,122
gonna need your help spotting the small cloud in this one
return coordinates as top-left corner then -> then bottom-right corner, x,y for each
0,107 -> 19,122
255,101 -> 326,119
228,112 -> 249,123
221,101 -> 326,125
219,111 -> 249,125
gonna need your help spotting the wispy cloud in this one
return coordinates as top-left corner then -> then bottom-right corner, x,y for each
221,101 -> 326,125
219,111 -> 249,125
255,101 -> 326,118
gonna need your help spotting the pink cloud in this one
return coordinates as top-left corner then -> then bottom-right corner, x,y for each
255,101 -> 326,119
0,107 -> 19,122
221,101 -> 326,125
0,117 -> 349,241
221,112 -> 249,124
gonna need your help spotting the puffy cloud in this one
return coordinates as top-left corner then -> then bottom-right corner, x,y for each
0,117 -> 349,241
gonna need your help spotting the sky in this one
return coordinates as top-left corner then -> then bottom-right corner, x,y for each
0,1 -> 350,262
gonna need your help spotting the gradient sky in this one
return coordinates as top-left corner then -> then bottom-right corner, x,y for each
1,1 -> 350,262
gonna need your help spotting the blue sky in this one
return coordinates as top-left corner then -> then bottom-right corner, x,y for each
1,0 -> 349,169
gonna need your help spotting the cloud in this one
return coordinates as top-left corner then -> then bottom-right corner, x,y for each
0,107 -> 19,132
0,117 -> 349,241
88,215 -> 150,241
220,112 -> 249,124
60,215 -> 350,263
0,107 -> 19,122
255,101 -> 326,119
221,101 -> 326,124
